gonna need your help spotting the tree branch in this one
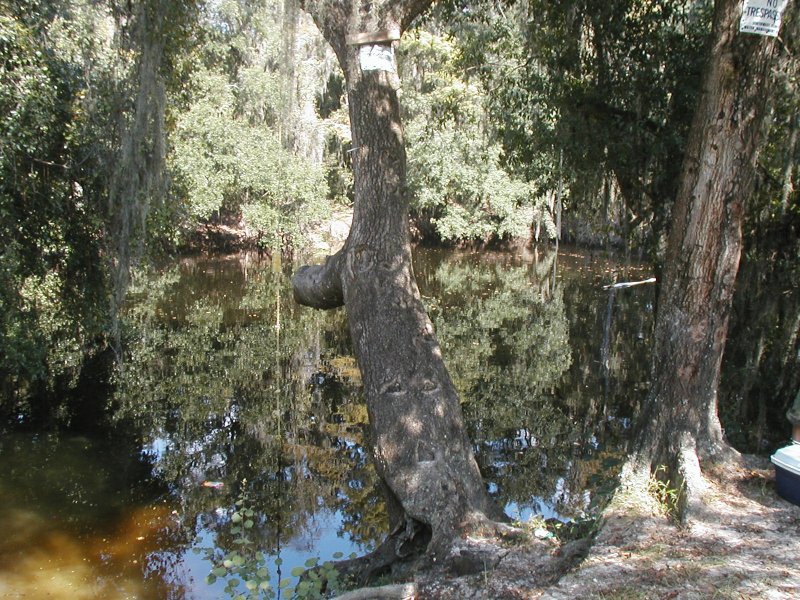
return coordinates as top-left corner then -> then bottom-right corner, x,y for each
391,0 -> 435,33
292,250 -> 345,309
332,583 -> 417,600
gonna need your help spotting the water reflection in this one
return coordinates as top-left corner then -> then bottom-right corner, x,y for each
0,247 -> 655,598
114,254 -> 384,597
417,248 -> 654,519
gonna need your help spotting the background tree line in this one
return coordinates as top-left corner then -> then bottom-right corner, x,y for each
1,0 -> 797,448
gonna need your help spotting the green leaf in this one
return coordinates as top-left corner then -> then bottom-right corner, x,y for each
212,567 -> 227,577
274,557 -> 282,566
279,578 -> 291,588
290,566 -> 305,577
244,519 -> 254,529
205,574 -> 217,585
245,579 -> 258,590
332,551 -> 343,559
304,557 -> 317,568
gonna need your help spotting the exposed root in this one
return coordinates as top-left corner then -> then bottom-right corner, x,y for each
544,452 -> 800,600
622,432 -> 748,526
332,583 -> 417,600
675,438 -> 710,522
326,513 -> 527,597
325,517 -> 431,588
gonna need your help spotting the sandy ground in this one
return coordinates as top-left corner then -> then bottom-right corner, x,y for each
409,455 -> 800,600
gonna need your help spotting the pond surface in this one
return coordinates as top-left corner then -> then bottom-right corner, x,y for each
0,246 -> 656,599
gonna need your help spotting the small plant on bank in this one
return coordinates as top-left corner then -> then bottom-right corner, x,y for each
648,465 -> 683,521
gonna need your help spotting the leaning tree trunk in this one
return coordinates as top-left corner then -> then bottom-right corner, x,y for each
293,0 -> 499,572
629,0 -> 789,517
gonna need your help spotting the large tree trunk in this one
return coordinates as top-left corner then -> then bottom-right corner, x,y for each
628,0 -> 788,517
293,0 -> 499,574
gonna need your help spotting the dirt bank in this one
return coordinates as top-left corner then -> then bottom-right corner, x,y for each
342,455 -> 799,599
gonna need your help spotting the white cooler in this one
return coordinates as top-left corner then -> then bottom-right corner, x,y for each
771,444 -> 800,507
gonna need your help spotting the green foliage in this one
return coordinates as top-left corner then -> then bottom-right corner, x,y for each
0,1 -> 109,408
291,556 -> 348,600
400,30 -> 548,243
0,0 -> 199,419
171,65 -> 328,250
648,465 -> 683,521
170,0 -> 335,252
200,486 -> 278,599
199,485 -> 349,599
436,0 -> 711,252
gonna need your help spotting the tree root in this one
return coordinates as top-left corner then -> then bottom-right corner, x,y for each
324,512 -> 525,597
326,518 -> 431,588
614,433 -> 746,526
332,583 -> 417,600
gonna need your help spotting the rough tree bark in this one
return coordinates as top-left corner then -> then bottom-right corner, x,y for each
626,0 -> 791,517
293,0 -> 500,576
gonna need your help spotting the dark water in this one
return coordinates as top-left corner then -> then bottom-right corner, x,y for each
0,247 -> 656,599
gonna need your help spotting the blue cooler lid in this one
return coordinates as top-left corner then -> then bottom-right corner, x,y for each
771,444 -> 800,476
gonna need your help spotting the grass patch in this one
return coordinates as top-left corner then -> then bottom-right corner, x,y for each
648,465 -> 683,521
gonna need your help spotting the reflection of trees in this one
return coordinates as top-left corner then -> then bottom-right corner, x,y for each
416,248 -> 654,518
115,254 -> 387,567
114,247 -> 655,572
721,245 -> 800,453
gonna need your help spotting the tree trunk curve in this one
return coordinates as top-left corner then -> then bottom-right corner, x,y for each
293,0 -> 501,576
